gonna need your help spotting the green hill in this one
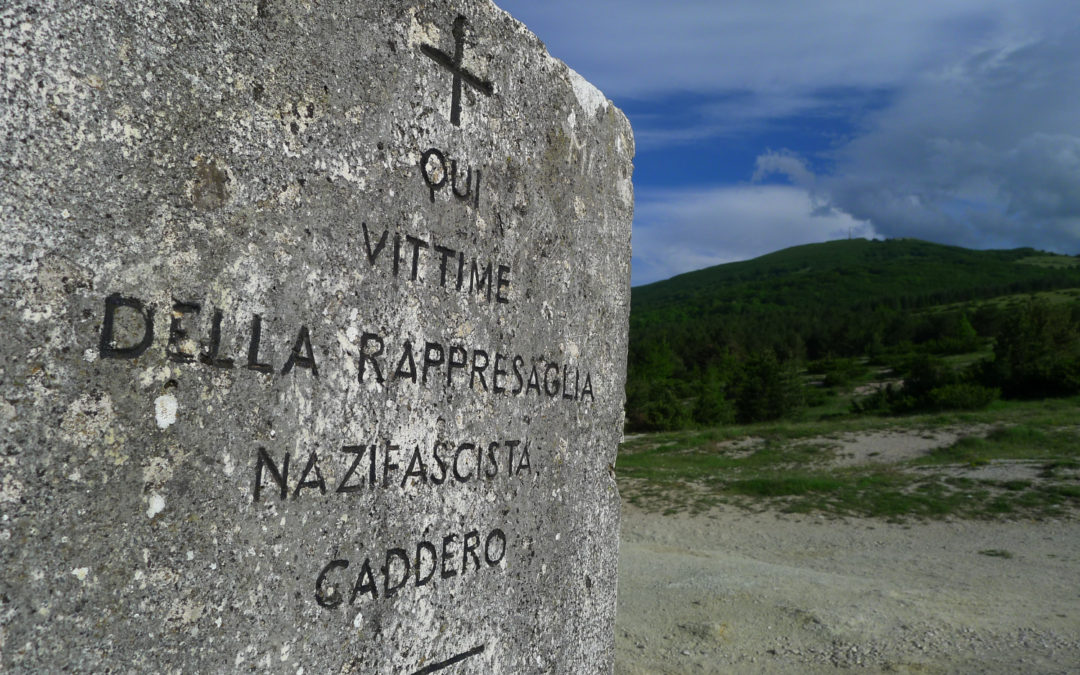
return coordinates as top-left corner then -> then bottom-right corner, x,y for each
626,239 -> 1080,431
633,238 -> 1079,324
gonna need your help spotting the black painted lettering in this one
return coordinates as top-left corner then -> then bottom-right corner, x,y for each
516,441 -> 531,475
420,148 -> 448,202
394,341 -> 417,382
496,265 -> 511,304
415,541 -> 437,587
199,309 -> 235,369
393,232 -> 402,277
441,534 -> 458,579
294,451 -> 326,498
99,294 -> 154,359
484,441 -> 499,479
469,260 -> 492,301
493,353 -> 508,394
382,442 -> 399,488
422,341 -> 445,384
512,356 -> 524,394
362,222 -> 389,265
581,373 -> 595,402
406,234 -> 428,281
456,251 -> 465,290
254,447 -> 289,502
526,364 -> 542,396
402,445 -> 428,487
451,160 -> 471,201
485,529 -> 507,566
167,301 -> 200,363
434,244 -> 455,287
544,363 -> 560,397
384,548 -> 410,597
359,332 -> 385,383
319,525 -> 508,608
462,530 -> 481,573
246,314 -> 272,373
453,443 -> 475,482
431,442 -> 449,485
470,349 -> 489,390
281,325 -> 318,376
447,345 -> 468,386
562,365 -> 575,400
367,444 -> 377,486
336,445 -> 365,494
504,440 -> 521,476
350,558 -> 378,602
315,559 -> 349,609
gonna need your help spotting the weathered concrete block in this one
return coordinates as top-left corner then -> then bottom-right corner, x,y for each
0,0 -> 633,671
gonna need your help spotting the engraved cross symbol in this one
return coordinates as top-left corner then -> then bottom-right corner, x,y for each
421,16 -> 494,127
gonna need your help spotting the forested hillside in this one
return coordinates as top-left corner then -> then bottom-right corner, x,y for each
627,239 -> 1080,430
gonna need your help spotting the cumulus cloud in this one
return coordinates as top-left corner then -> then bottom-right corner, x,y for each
632,185 -> 874,285
496,0 -> 1080,278
824,29 -> 1080,251
753,150 -> 816,190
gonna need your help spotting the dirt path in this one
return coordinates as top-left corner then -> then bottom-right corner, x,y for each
615,505 -> 1080,673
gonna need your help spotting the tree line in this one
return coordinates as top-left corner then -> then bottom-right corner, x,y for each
625,240 -> 1080,431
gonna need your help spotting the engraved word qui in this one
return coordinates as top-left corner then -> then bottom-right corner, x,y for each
420,147 -> 480,208
421,16 -> 494,126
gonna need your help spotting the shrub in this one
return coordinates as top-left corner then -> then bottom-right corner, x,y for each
814,357 -> 869,388
692,380 -> 734,426
926,383 -> 999,411
625,380 -> 690,432
852,358 -> 997,414
734,353 -> 804,423
981,300 -> 1080,398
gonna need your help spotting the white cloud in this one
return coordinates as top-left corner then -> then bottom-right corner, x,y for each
753,150 -> 816,190
632,185 -> 874,285
495,0 -> 1080,268
825,28 -> 1080,252
500,0 -> 1080,153
498,0 -> 1074,98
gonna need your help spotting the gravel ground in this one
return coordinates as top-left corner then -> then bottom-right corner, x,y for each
615,505 -> 1080,673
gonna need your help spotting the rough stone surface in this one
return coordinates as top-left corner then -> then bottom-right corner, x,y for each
0,1 -> 633,671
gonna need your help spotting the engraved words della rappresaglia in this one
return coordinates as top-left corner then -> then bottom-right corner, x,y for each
95,15 -> 598,613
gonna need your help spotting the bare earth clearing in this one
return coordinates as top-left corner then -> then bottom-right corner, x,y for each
614,428 -> 1080,673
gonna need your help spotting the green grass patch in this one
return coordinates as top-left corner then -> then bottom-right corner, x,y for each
925,288 -> 1080,315
1016,255 -> 1080,268
619,399 -> 1080,520
917,425 -> 1080,466
941,349 -> 994,370
624,396 -> 1080,457
727,475 -> 845,497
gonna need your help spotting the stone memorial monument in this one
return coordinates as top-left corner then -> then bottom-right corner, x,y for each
0,0 -> 633,671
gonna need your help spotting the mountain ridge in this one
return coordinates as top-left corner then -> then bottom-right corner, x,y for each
631,238 -> 1080,325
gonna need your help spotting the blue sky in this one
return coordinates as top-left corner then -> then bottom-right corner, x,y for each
495,0 -> 1080,285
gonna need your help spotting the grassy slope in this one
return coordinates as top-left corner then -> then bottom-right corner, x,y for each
631,238 -> 1080,325
621,239 -> 1080,519
618,397 -> 1080,520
